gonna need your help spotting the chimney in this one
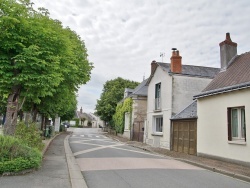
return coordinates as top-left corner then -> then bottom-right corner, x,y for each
170,48 -> 182,73
151,60 -> 157,75
80,107 -> 83,114
219,33 -> 237,69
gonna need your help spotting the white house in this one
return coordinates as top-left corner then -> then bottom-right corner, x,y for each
194,33 -> 250,165
145,49 -> 219,149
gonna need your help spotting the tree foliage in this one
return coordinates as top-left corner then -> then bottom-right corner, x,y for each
112,98 -> 132,133
0,0 -> 93,134
95,77 -> 139,123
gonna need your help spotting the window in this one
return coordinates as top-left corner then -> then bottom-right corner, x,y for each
228,107 -> 246,141
154,116 -> 163,133
155,83 -> 161,110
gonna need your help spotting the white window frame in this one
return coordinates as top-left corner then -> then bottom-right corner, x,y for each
153,115 -> 163,134
155,83 -> 161,110
231,107 -> 246,141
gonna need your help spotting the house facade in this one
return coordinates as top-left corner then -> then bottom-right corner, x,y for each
120,79 -> 148,141
145,49 -> 219,149
194,33 -> 250,164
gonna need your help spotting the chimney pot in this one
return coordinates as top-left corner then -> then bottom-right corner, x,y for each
151,60 -> 157,75
226,33 -> 232,42
170,49 -> 182,73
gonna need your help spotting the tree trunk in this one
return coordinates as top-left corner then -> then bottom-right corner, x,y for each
4,86 -> 21,135
19,110 -> 24,121
41,115 -> 45,131
32,104 -> 38,122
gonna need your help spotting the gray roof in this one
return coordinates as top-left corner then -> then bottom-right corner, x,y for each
171,100 -> 197,120
158,63 -> 220,78
119,79 -> 148,103
195,52 -> 250,98
125,88 -> 134,93
76,111 -> 96,121
132,78 -> 148,96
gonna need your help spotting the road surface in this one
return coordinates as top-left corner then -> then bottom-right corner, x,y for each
68,128 -> 250,188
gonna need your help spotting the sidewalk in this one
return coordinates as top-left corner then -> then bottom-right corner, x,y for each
105,133 -> 250,183
0,132 -> 72,188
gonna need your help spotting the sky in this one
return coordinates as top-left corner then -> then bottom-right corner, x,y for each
31,0 -> 250,113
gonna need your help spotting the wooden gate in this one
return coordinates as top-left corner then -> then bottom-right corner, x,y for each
132,121 -> 144,142
172,120 -> 197,155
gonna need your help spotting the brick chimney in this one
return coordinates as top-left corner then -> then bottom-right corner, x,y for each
219,33 -> 237,70
151,60 -> 157,75
80,107 -> 83,114
170,49 -> 182,73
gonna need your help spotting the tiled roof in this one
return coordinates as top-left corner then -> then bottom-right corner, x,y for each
76,111 -> 95,121
195,52 -> 250,98
171,100 -> 197,120
119,79 -> 148,103
158,63 -> 220,78
132,78 -> 148,96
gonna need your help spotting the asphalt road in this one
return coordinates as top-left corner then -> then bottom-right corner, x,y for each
69,128 -> 250,188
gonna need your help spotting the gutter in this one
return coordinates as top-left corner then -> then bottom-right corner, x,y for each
194,82 -> 250,99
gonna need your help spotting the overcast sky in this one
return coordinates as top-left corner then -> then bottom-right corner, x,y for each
31,0 -> 250,113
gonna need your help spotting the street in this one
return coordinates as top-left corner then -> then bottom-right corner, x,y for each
68,128 -> 250,188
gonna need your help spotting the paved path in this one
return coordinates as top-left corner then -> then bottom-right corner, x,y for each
0,133 -> 71,188
69,128 -> 250,188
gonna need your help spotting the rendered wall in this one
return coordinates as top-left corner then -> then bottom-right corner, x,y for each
197,88 -> 250,163
172,75 -> 212,115
146,67 -> 173,149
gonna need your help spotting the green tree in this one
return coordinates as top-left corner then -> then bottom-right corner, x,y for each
0,0 -> 92,135
95,77 -> 139,123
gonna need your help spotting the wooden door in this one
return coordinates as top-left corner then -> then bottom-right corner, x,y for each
172,120 -> 197,155
132,121 -> 144,142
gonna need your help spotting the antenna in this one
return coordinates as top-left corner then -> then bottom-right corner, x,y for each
160,52 -> 165,63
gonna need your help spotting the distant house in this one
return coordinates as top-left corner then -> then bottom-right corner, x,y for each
120,79 -> 148,141
194,33 -> 250,165
145,49 -> 219,149
89,113 -> 105,128
76,107 -> 96,127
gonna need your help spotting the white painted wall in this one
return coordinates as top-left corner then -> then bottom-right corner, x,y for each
146,66 -> 214,150
54,116 -> 60,132
197,88 -> 250,163
172,75 -> 212,115
146,67 -> 173,149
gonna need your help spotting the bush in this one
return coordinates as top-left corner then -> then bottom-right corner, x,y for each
0,135 -> 42,174
15,122 -> 44,151
112,98 -> 132,133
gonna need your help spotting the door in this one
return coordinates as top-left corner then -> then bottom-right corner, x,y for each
132,121 -> 144,142
172,120 -> 197,155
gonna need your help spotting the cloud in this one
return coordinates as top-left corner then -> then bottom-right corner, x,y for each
31,0 -> 250,113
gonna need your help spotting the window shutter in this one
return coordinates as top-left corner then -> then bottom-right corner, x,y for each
227,108 -> 232,141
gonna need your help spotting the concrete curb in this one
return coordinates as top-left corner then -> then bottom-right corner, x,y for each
64,134 -> 88,188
